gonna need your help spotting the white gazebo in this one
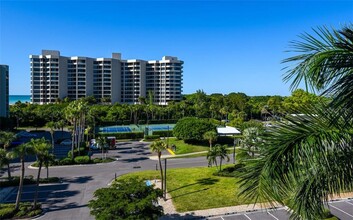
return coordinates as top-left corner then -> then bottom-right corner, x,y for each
216,126 -> 241,136
216,126 -> 241,164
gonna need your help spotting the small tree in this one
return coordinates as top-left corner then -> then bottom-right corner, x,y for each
150,140 -> 167,194
203,131 -> 218,150
216,144 -> 229,171
207,146 -> 218,169
89,177 -> 163,220
28,138 -> 52,208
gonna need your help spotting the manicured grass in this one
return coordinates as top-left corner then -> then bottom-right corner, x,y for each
167,138 -> 209,154
118,166 -> 257,212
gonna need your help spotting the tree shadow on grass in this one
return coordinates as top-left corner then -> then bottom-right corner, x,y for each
168,178 -> 219,193
171,188 -> 210,199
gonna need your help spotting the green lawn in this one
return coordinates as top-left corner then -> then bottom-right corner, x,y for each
118,166 -> 257,212
167,138 -> 209,154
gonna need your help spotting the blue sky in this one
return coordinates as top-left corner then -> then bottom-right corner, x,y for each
0,0 -> 352,96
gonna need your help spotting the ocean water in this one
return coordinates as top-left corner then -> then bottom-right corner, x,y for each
9,95 -> 31,104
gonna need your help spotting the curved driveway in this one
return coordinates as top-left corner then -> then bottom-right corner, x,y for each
4,141 -> 213,220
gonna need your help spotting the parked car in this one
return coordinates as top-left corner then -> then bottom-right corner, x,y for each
60,139 -> 72,145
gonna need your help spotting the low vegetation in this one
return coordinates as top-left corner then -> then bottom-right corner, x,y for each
0,202 -> 42,219
0,176 -> 60,187
118,166 -> 259,212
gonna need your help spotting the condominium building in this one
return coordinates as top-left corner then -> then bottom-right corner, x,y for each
0,65 -> 9,117
30,50 -> 183,105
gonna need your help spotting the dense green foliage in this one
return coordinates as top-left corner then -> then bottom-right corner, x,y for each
8,89 -> 326,130
89,177 -> 163,220
238,25 -> 353,219
173,117 -> 216,142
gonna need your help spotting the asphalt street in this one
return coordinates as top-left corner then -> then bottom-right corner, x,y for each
2,141 -> 353,220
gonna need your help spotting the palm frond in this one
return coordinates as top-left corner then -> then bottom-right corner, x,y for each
237,102 -> 353,219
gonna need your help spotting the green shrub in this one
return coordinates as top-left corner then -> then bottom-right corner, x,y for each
153,130 -> 173,137
0,205 -> 15,219
98,132 -> 144,140
93,158 -> 102,163
144,135 -> 160,140
68,147 -> 87,158
174,117 -> 216,142
39,177 -> 60,184
60,158 -> 73,165
74,156 -> 91,164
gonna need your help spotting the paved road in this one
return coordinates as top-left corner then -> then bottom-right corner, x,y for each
1,141 -> 217,220
3,141 -> 352,220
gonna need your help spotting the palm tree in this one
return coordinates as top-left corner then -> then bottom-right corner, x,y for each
238,25 -> 353,219
0,131 -> 16,150
0,131 -> 16,179
96,136 -> 107,159
0,149 -> 11,180
46,121 -> 56,150
206,146 -> 218,169
203,131 -> 218,150
150,140 -> 167,194
28,138 -> 52,208
9,143 -> 34,211
216,144 -> 229,171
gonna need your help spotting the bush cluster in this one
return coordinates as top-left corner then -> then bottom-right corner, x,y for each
98,132 -> 144,140
74,156 -> 91,164
153,130 -> 173,137
173,117 -> 216,142
144,135 -> 160,140
0,202 -> 42,219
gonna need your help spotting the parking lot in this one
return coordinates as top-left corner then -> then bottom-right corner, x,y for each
208,199 -> 353,220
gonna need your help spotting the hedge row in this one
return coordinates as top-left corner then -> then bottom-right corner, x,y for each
152,130 -> 173,137
98,132 -> 144,139
98,119 -> 178,126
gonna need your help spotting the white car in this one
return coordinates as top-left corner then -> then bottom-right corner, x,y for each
60,139 -> 72,145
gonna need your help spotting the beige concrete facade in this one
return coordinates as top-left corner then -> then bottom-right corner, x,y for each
30,50 -> 183,105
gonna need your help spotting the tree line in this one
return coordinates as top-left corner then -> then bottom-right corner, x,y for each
6,88 -> 327,130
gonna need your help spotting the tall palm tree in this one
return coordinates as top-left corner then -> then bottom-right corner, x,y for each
238,25 -> 353,219
0,149 -> 11,180
28,138 -> 52,208
150,140 -> 167,194
0,131 -> 16,179
9,143 -> 34,211
203,131 -> 218,150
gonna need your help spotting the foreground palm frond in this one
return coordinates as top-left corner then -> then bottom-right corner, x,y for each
282,25 -> 353,114
237,103 -> 353,219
